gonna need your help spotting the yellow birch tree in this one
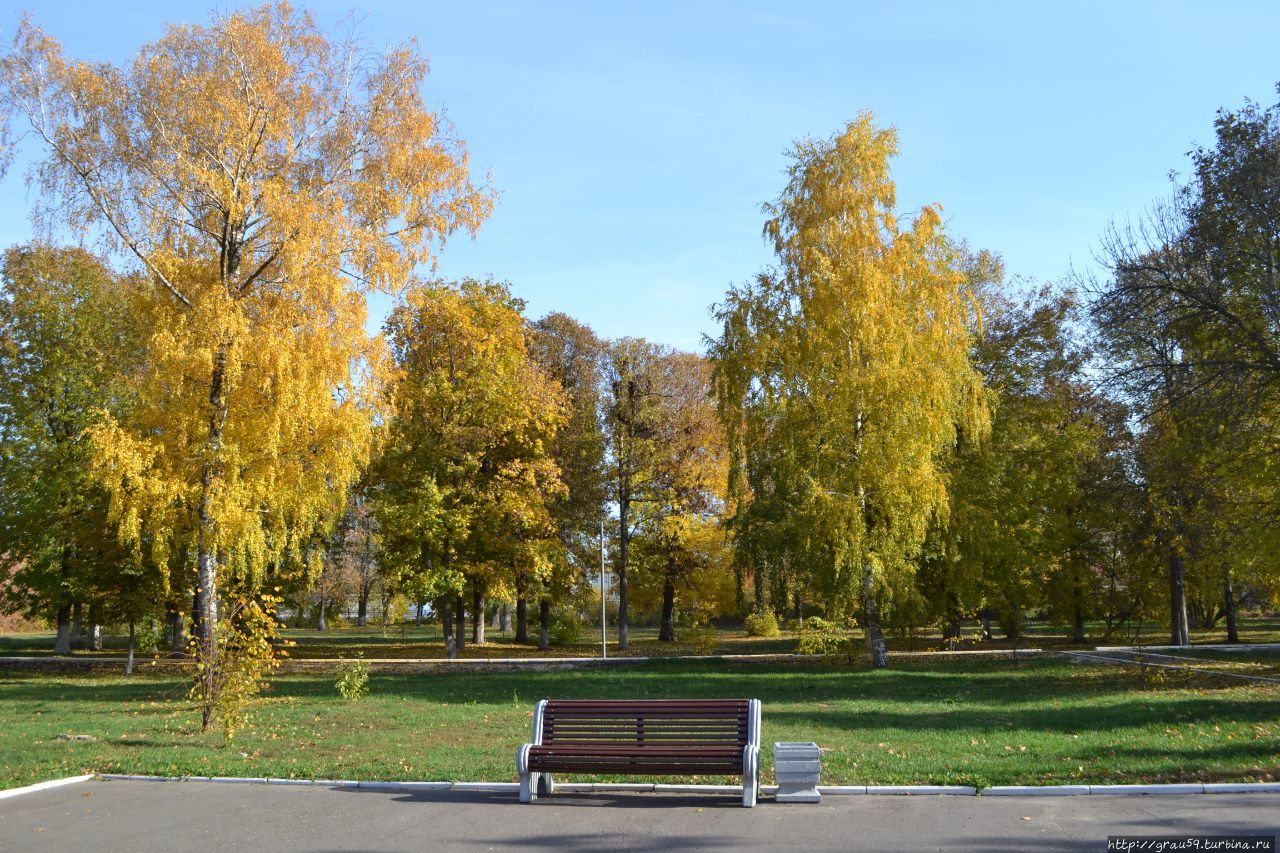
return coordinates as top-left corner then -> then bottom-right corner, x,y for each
711,115 -> 989,667
0,3 -> 492,726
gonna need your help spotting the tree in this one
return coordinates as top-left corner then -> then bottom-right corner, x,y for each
602,338 -> 671,651
0,244 -> 150,652
376,280 -> 565,655
1087,90 -> 1280,644
711,115 -> 989,667
528,314 -> 607,644
628,351 -> 729,640
0,4 -> 492,727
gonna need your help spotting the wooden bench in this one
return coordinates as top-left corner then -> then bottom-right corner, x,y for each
516,698 -> 761,807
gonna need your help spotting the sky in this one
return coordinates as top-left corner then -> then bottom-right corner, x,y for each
2,1 -> 1279,352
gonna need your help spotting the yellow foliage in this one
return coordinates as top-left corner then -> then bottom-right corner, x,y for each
713,113 -> 990,624
1,3 -> 492,726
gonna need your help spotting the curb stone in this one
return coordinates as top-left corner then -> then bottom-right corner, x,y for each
983,785 -> 1090,796
1088,784 -> 1205,795
43,775 -> 1280,798
865,785 -> 977,796
0,774 -> 94,800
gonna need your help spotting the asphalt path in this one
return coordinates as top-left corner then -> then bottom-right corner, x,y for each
1,779 -> 1277,852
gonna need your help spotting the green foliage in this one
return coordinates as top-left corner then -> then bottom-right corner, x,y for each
679,618 -> 718,655
711,115 -> 989,667
0,244 -> 152,638
335,655 -> 370,702
132,621 -> 161,655
375,279 -> 567,637
796,617 -> 851,657
384,595 -> 410,630
743,610 -> 781,638
190,594 -> 287,743
548,612 -> 582,646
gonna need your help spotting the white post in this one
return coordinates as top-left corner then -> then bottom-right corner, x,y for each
600,519 -> 607,659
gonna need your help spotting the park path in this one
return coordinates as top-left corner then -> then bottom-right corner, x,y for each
1,778 -> 1277,852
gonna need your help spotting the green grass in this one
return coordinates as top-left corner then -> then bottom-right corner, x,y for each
4,616 -> 1277,660
1,656 -> 1276,792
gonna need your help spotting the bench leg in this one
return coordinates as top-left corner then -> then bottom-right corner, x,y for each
517,744 -> 535,803
539,772 -> 555,796
742,746 -> 759,808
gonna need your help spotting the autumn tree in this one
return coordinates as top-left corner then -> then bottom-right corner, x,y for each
627,351 -> 730,640
376,280 -> 565,655
602,338 -> 673,651
711,115 -> 988,667
1088,89 -> 1280,644
0,5 -> 492,726
0,244 -> 148,652
528,313 -> 607,644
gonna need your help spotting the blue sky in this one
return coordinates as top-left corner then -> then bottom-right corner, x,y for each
2,1 -> 1278,351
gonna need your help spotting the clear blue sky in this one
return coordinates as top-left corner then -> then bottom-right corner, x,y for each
2,1 -> 1278,352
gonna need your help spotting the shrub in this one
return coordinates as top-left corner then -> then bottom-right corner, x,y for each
335,654 -> 370,701
548,613 -> 581,646
743,610 -> 781,638
796,616 -> 850,657
681,620 -> 718,655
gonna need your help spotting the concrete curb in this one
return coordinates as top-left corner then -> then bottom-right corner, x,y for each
1088,784 -> 1206,795
864,785 -> 977,796
984,785 -> 1090,796
75,775 -> 1280,798
0,774 -> 95,801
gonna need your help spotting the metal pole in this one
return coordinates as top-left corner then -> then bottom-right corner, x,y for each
600,519 -> 607,660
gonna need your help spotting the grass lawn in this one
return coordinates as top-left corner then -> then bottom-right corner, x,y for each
1,655 -> 1276,792
3,616 -> 1277,660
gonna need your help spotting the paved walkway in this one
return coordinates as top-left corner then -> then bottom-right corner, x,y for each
1,779 -> 1277,852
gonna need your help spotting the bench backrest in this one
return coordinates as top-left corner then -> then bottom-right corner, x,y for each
537,699 -> 756,749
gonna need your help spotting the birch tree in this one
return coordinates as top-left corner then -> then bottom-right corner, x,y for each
711,115 -> 989,667
0,4 -> 492,726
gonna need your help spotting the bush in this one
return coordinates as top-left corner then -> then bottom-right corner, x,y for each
681,621 -> 718,655
335,654 -> 370,701
796,616 -> 850,657
743,610 -> 781,638
132,620 -> 161,655
548,613 -> 581,646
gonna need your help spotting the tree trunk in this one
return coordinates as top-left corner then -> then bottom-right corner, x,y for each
516,593 -> 528,643
617,496 -> 630,651
357,588 -> 369,628
454,594 -> 466,652
539,599 -> 550,651
1072,607 -> 1086,644
980,610 -> 992,641
167,601 -> 185,655
125,621 -> 135,676
658,574 -> 676,642
197,346 -> 229,732
752,562 -> 765,613
440,596 -> 456,658
317,596 -> 327,631
500,604 -> 511,634
1223,568 -> 1239,644
1169,551 -> 1189,646
416,600 -> 424,626
380,587 -> 391,629
89,624 -> 102,651
472,586 -> 485,645
862,565 -> 888,668
53,602 -> 72,655
71,601 -> 84,651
